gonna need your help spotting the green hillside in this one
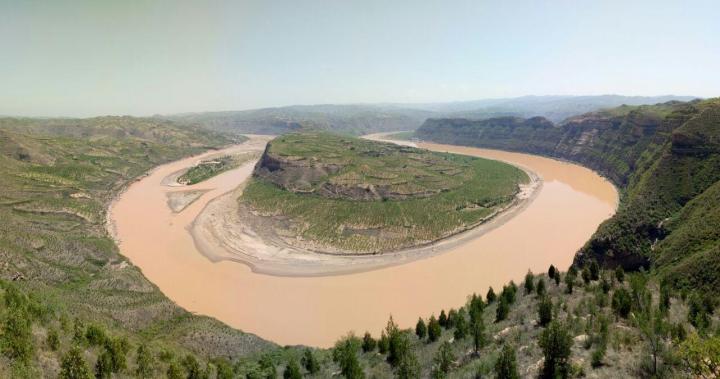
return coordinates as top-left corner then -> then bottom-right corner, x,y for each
416,99 -> 720,295
242,132 -> 527,253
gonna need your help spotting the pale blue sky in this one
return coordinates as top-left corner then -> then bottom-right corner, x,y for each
1,0 -> 718,117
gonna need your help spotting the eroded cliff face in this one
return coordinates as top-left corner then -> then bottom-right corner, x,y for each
416,99 -> 720,291
252,139 -> 467,201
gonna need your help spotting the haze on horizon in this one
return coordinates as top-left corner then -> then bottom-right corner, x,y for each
1,0 -> 718,118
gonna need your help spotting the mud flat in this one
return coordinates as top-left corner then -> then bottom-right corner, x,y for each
108,134 -> 618,347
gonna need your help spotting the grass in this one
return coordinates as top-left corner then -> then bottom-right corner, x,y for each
0,116 -> 271,364
178,152 -> 258,185
243,132 -> 527,252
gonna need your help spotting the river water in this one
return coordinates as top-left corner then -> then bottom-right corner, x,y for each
109,137 -> 618,347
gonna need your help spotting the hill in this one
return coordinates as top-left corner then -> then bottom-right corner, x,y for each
416,99 -> 720,293
0,116 -> 274,377
241,132 -> 528,253
164,95 -> 696,136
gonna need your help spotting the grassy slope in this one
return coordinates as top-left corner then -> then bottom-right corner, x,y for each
178,152 -> 259,185
417,99 -> 720,293
0,117 -> 273,372
242,133 -> 527,252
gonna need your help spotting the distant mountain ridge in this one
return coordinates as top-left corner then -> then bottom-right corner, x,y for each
164,95 -> 696,135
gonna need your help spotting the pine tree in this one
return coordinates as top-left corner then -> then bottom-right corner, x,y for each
496,297 -> 510,322
538,296 -> 553,327
524,270 -> 535,294
415,318 -> 427,340
428,315 -> 442,343
539,321 -> 573,378
486,287 -> 497,303
301,348 -> 320,374
283,358 -> 302,379
548,265 -> 556,279
536,278 -> 546,297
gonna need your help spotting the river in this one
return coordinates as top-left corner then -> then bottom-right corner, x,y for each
108,136 -> 618,347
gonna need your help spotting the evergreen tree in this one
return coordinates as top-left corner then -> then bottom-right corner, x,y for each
554,272 -> 561,286
301,348 -> 320,374
524,270 -> 535,294
362,332 -> 376,353
548,265 -> 556,279
378,331 -> 390,354
415,318 -> 427,340
565,270 -> 576,294
396,347 -> 420,379
486,287 -> 497,303
538,296 -> 553,327
438,310 -> 448,328
470,309 -> 486,354
446,309 -> 457,329
59,346 -> 92,379
496,297 -> 510,322
428,316 -> 442,343
539,321 -> 573,378
453,310 -> 467,340
333,335 -> 365,379
536,278 -> 546,297
494,344 -> 520,379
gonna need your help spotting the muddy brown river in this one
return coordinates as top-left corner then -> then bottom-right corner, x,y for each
109,136 -> 618,347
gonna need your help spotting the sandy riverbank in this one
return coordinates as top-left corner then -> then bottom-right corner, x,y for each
190,135 -> 542,276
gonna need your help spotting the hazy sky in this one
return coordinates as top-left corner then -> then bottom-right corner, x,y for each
1,0 -> 718,117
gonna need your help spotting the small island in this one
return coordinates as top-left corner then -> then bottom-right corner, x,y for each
238,132 -> 529,254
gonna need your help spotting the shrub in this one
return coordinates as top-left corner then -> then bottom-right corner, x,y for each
565,271 -> 576,294
612,288 -> 632,318
582,267 -> 591,285
494,344 -> 519,379
615,266 -> 625,283
453,310 -> 467,340
536,278 -> 546,297
554,272 -> 561,286
95,351 -> 112,379
1,309 -> 33,363
416,318 -> 427,339
496,297 -> 510,322
135,344 -> 154,378
428,315 -> 442,342
486,287 -> 497,303
59,346 -> 92,379
538,296 -> 553,327
333,335 -> 365,379
362,331 -> 376,353
301,348 -> 320,374
439,310 -> 448,328
378,331 -> 390,353
524,271 -> 535,294
85,324 -> 107,346
589,261 -> 600,281
432,341 -> 455,378
539,321 -> 573,378
47,328 -> 60,351
283,358 -> 302,379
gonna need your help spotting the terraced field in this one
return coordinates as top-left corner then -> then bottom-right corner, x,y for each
240,132 -> 529,253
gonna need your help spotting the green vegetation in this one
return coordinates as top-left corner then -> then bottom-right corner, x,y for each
417,99 -> 720,295
178,152 -> 258,185
242,132 -> 527,252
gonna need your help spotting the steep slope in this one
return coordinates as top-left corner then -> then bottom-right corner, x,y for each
0,117 -> 272,361
416,99 -> 720,291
